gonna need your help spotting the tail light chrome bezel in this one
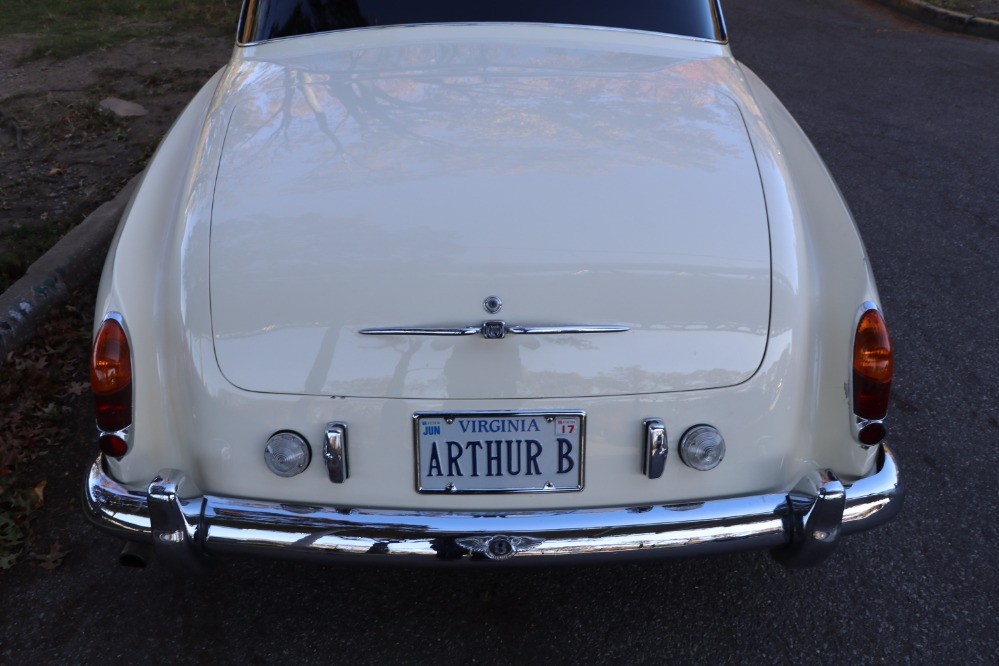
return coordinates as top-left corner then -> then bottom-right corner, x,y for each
99,427 -> 132,458
850,301 -> 892,448
92,311 -> 134,459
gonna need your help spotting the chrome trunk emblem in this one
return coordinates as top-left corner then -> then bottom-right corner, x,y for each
456,535 -> 543,560
481,320 -> 507,339
483,295 -> 503,314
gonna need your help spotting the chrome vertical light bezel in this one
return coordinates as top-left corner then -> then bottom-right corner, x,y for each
98,426 -> 132,459
324,422 -> 349,483
643,418 -> 668,479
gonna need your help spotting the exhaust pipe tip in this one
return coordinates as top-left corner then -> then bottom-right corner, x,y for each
119,541 -> 152,568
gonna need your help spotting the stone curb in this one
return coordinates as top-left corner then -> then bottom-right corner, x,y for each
870,0 -> 999,39
0,175 -> 140,360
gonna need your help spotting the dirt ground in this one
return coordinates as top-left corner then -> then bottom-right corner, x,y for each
0,27 -> 234,569
0,30 -> 234,292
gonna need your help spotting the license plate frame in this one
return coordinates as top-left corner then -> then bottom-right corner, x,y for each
413,411 -> 585,494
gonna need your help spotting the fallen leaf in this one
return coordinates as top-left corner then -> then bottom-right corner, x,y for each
32,540 -> 70,571
48,166 -> 64,176
64,382 -> 87,397
32,480 -> 46,506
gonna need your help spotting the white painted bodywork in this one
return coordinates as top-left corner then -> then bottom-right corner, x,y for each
210,37 -> 770,399
95,24 -> 881,510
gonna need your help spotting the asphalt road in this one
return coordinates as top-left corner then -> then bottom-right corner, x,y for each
2,0 -> 997,662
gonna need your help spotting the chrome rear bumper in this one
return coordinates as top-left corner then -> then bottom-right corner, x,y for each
83,444 -> 902,570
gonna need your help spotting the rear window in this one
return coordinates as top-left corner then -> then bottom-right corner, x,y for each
239,0 -> 726,44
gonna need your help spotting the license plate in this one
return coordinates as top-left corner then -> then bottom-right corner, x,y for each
414,411 -> 584,493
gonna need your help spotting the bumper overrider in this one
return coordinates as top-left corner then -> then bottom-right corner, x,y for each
83,444 -> 902,571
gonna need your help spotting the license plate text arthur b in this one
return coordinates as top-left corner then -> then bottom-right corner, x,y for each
415,412 -> 584,493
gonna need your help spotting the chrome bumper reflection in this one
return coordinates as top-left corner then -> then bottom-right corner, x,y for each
83,445 -> 902,568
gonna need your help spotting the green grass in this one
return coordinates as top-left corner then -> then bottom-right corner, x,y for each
0,0 -> 240,60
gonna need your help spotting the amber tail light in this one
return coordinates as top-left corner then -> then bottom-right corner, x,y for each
91,316 -> 132,455
853,308 -> 893,421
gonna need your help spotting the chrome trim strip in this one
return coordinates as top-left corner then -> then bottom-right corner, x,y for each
102,311 -> 126,326
360,323 -> 629,338
857,300 -> 880,317
82,445 -> 901,567
359,326 -> 481,337
506,325 -> 630,335
713,0 -> 729,43
412,410 -> 586,494
236,0 -> 249,46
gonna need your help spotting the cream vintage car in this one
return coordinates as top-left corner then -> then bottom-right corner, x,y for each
84,0 -> 902,571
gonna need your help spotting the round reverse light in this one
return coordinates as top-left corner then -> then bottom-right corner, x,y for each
678,425 -> 726,471
264,432 -> 311,478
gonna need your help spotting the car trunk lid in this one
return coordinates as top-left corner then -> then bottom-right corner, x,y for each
209,28 -> 770,399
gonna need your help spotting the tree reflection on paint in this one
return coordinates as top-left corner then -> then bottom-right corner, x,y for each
222,39 -> 742,187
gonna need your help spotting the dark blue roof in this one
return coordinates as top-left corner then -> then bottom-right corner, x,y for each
239,0 -> 727,45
